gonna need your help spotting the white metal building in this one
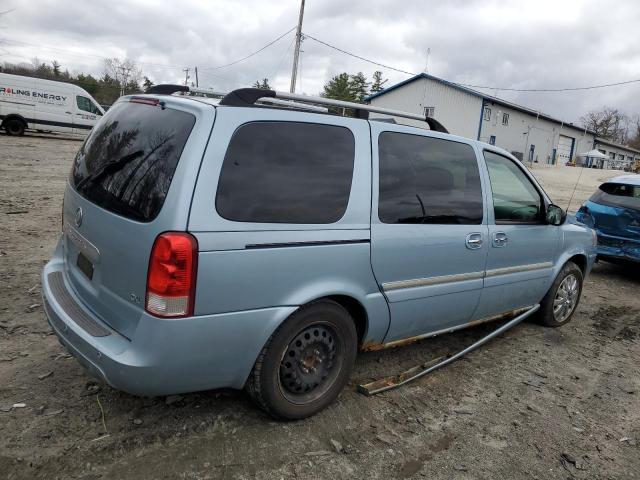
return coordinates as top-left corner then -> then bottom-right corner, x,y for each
593,137 -> 640,170
367,73 -> 640,170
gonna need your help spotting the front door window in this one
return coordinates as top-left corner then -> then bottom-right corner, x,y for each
484,151 -> 542,224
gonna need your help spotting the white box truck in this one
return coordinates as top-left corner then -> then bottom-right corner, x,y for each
0,73 -> 105,136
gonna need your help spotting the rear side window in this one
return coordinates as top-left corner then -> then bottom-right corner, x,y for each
378,132 -> 483,224
216,121 -> 355,223
71,102 -> 195,222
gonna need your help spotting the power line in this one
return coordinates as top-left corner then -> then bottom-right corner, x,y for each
199,27 -> 296,71
5,28 -> 297,74
303,33 -> 415,76
303,33 -> 640,93
463,78 -> 640,92
2,39 -> 187,70
269,35 -> 296,83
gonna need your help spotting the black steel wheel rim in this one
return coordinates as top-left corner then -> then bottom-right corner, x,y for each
278,322 -> 343,405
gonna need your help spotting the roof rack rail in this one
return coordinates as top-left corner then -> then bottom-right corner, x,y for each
145,86 -> 328,113
143,85 -> 449,133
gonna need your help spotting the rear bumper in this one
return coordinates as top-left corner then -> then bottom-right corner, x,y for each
596,231 -> 640,263
42,256 -> 295,396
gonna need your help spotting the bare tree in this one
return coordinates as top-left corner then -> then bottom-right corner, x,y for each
580,107 -> 630,144
628,114 -> 640,150
104,58 -> 142,96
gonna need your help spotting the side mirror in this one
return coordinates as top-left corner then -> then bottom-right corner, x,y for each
546,204 -> 566,226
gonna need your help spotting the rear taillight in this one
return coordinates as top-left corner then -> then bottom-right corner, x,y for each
146,232 -> 198,318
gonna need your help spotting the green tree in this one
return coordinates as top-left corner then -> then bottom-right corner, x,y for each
142,76 -> 154,90
370,71 -> 387,93
74,73 -> 100,96
321,73 -> 353,101
51,60 -> 61,77
95,74 -> 122,105
348,72 -> 369,102
253,78 -> 271,89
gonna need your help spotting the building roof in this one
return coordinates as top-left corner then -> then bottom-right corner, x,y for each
366,73 -> 597,135
594,137 -> 640,155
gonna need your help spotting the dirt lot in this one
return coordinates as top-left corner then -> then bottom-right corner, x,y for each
1,133 -> 639,480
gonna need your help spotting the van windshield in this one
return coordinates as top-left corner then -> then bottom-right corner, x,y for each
70,101 -> 196,222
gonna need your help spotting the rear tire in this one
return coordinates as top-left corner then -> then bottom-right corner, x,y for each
3,118 -> 26,136
246,300 -> 357,420
537,261 -> 583,327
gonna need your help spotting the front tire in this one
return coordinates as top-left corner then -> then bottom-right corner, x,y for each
246,300 -> 357,420
538,261 -> 583,327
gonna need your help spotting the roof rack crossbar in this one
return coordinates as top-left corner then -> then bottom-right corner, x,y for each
143,85 -> 449,133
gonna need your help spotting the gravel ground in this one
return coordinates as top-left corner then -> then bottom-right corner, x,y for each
1,133 -> 639,480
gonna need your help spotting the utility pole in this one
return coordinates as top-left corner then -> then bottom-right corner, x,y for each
194,67 -> 199,87
118,65 -> 131,97
424,48 -> 430,74
183,68 -> 190,87
289,0 -> 305,93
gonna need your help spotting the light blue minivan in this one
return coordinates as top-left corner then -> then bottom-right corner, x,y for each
42,87 -> 597,419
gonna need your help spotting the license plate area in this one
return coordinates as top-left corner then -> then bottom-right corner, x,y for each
77,253 -> 94,280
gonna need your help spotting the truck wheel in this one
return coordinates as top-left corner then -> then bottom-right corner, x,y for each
246,300 -> 357,420
537,262 -> 583,327
4,118 -> 26,136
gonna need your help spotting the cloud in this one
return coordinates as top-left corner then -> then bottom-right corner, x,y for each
1,0 -> 639,122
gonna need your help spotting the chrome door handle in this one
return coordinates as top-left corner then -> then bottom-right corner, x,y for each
493,232 -> 508,247
465,233 -> 483,250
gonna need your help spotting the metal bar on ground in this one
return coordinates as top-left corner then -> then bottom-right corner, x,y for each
357,304 -> 540,396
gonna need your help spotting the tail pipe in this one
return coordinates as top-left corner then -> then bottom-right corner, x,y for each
358,304 -> 540,396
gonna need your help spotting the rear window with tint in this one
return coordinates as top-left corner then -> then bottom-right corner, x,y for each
592,182 -> 640,210
599,182 -> 640,198
70,102 -> 196,222
216,121 -> 355,223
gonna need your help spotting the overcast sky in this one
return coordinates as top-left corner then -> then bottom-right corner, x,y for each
1,0 -> 639,123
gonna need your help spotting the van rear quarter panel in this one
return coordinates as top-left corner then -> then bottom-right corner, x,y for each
189,107 -> 390,344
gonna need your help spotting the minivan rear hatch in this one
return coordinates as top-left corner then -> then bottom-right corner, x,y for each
61,97 -> 212,338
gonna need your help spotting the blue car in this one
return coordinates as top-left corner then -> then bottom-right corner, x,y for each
577,175 -> 640,263
42,87 -> 596,419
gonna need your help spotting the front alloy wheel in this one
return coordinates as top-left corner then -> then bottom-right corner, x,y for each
538,261 -> 583,327
553,273 -> 579,323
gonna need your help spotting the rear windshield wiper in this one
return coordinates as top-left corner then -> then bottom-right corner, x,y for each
75,150 -> 144,192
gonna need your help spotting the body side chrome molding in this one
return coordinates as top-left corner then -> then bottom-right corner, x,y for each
484,261 -> 553,278
382,271 -> 484,292
382,261 -> 553,293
